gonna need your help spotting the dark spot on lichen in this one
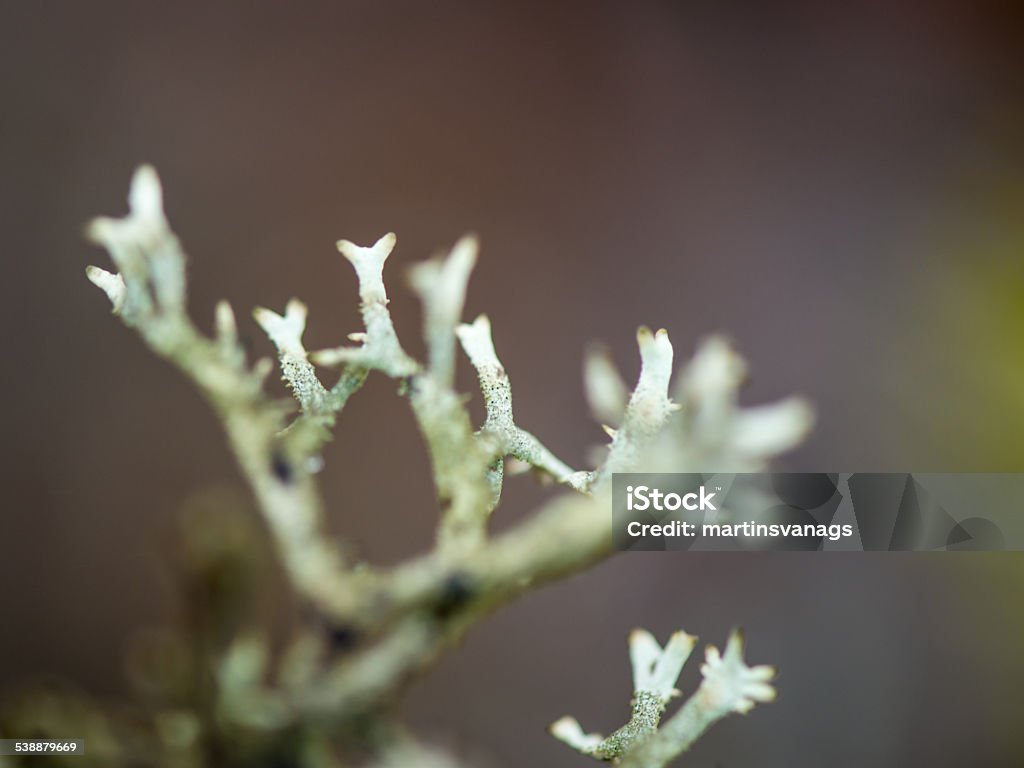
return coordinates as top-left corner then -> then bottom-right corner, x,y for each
272,452 -> 293,484
432,571 -> 476,619
326,623 -> 360,653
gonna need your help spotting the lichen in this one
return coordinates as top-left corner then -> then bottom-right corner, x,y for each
551,629 -> 776,766
65,165 -> 814,766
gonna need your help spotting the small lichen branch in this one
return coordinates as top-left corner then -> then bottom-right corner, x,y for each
551,629 -> 776,766
85,166 -> 811,764
457,314 -> 587,495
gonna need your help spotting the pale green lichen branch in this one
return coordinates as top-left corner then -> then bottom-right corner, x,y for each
409,374 -> 495,555
583,343 -> 630,427
312,234 -> 419,378
216,633 -> 290,731
456,314 -> 584,492
344,332 -> 812,632
86,166 -> 358,623
214,300 -> 244,368
253,297 -> 369,455
368,744 -> 471,768
550,629 -> 695,760
87,165 -> 184,320
552,628 -> 775,767
253,299 -> 366,445
85,265 -> 127,314
629,628 -> 696,700
669,336 -> 814,470
403,237 -> 505,550
311,234 -> 494,554
618,631 -> 777,768
295,616 -> 438,719
582,334 -> 814,480
408,235 -> 478,388
586,327 -> 679,488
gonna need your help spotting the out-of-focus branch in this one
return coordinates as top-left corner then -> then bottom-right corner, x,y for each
408,235 -> 478,389
86,167 -> 358,622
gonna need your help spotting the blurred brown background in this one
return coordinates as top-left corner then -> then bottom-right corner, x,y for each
2,1 -> 1024,765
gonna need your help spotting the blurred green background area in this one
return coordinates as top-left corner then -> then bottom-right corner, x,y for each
1,1 -> 1023,766
912,181 -> 1024,469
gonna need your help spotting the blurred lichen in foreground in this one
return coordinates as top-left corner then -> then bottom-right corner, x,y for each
1,167 -> 812,767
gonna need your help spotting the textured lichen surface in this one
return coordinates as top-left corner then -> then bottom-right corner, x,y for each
0,167 -> 811,767
551,630 -> 777,765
